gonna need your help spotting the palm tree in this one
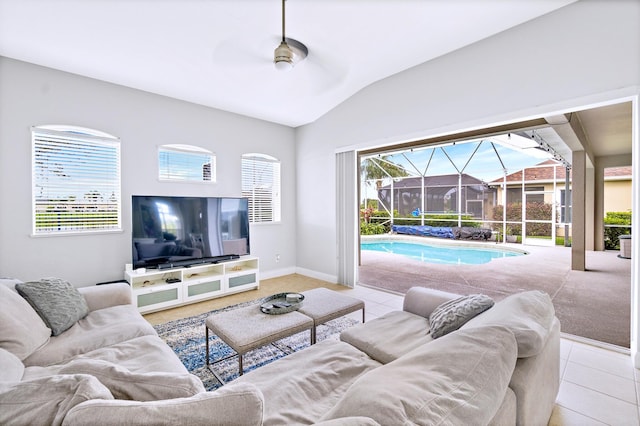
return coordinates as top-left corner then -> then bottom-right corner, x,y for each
361,156 -> 409,191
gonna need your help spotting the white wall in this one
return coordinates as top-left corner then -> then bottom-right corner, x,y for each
296,0 -> 640,280
0,58 -> 296,286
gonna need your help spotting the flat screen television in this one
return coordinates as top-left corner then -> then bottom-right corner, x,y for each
131,195 -> 250,270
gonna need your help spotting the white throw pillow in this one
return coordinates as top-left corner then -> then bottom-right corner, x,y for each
460,290 -> 555,357
0,285 -> 51,360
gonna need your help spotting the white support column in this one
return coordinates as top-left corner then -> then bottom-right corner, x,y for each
594,161 -> 606,251
571,151 -> 586,271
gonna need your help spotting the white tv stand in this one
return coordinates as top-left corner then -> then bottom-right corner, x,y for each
124,256 -> 259,314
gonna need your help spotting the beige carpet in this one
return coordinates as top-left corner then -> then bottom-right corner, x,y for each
359,243 -> 632,348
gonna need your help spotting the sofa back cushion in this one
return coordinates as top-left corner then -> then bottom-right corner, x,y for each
16,278 -> 89,336
0,374 -> 113,426
460,290 -> 555,357
0,285 -> 51,360
0,348 -> 25,382
322,325 -> 517,426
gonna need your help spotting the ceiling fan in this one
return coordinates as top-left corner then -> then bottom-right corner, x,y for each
210,0 -> 343,94
273,0 -> 308,71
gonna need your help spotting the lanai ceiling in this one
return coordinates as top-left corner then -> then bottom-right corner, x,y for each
0,0 -> 632,162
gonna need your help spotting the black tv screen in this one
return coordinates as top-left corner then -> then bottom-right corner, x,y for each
131,195 -> 250,269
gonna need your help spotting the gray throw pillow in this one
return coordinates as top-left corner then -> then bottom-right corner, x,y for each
429,294 -> 494,338
16,278 -> 89,336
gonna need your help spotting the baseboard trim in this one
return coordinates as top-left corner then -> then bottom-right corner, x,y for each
294,267 -> 338,284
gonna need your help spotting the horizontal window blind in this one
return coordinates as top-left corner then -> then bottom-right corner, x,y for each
32,126 -> 121,235
158,145 -> 215,183
241,154 -> 281,223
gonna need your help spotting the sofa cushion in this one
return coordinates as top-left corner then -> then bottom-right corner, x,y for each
0,374 -> 113,426
23,304 -> 157,367
0,284 -> 51,360
322,326 -> 517,426
234,339 -> 381,425
59,358 -> 204,401
340,310 -> 433,364
429,294 -> 494,338
460,290 -> 555,357
16,278 -> 89,336
62,382 -> 264,426
0,348 -> 24,382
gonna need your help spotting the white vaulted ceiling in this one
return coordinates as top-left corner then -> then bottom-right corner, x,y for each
0,0 -> 577,128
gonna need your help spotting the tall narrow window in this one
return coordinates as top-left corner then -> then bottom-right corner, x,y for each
32,125 -> 121,235
242,153 -> 281,223
158,144 -> 216,183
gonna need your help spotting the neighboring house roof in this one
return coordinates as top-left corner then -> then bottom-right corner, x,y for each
490,160 -> 632,184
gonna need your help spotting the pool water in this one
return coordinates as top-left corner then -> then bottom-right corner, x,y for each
361,240 -> 524,265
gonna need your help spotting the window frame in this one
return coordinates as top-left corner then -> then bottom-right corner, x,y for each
31,125 -> 122,236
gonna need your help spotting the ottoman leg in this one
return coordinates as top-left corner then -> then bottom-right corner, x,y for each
238,354 -> 243,376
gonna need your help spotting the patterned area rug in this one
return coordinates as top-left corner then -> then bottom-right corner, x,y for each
153,298 -> 358,391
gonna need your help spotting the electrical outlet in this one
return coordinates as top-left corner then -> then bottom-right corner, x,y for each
275,254 -> 280,263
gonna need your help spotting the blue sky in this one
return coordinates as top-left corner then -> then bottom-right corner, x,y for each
378,137 -> 549,183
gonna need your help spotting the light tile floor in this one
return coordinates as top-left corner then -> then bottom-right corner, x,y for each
145,277 -> 640,426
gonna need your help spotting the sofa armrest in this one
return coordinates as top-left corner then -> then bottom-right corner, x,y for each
402,287 -> 459,318
62,383 -> 264,426
77,283 -> 132,312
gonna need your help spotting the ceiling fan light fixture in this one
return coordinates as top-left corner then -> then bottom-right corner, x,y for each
274,41 -> 294,71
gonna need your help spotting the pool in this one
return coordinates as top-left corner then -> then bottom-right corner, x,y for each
361,240 -> 525,265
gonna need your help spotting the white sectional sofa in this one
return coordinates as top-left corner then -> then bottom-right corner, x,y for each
236,287 -> 560,426
0,278 -> 559,426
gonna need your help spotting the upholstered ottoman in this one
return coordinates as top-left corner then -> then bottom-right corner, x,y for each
297,288 -> 365,343
205,304 -> 313,378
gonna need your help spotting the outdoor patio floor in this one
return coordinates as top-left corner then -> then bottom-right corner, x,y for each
358,240 -> 632,348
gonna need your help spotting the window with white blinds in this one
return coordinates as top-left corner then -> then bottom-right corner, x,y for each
158,145 -> 215,183
32,125 -> 121,235
241,153 -> 281,223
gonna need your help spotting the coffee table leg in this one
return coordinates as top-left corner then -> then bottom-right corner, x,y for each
205,326 -> 210,365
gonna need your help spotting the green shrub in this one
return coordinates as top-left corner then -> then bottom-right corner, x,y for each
360,222 -> 386,235
604,211 -> 631,250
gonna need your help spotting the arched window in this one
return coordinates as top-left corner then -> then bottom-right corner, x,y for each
32,125 -> 121,235
241,153 -> 281,223
158,144 -> 216,183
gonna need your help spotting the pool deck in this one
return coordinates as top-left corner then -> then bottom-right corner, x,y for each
359,238 -> 632,348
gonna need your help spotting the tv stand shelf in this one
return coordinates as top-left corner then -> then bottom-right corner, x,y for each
125,256 -> 259,314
